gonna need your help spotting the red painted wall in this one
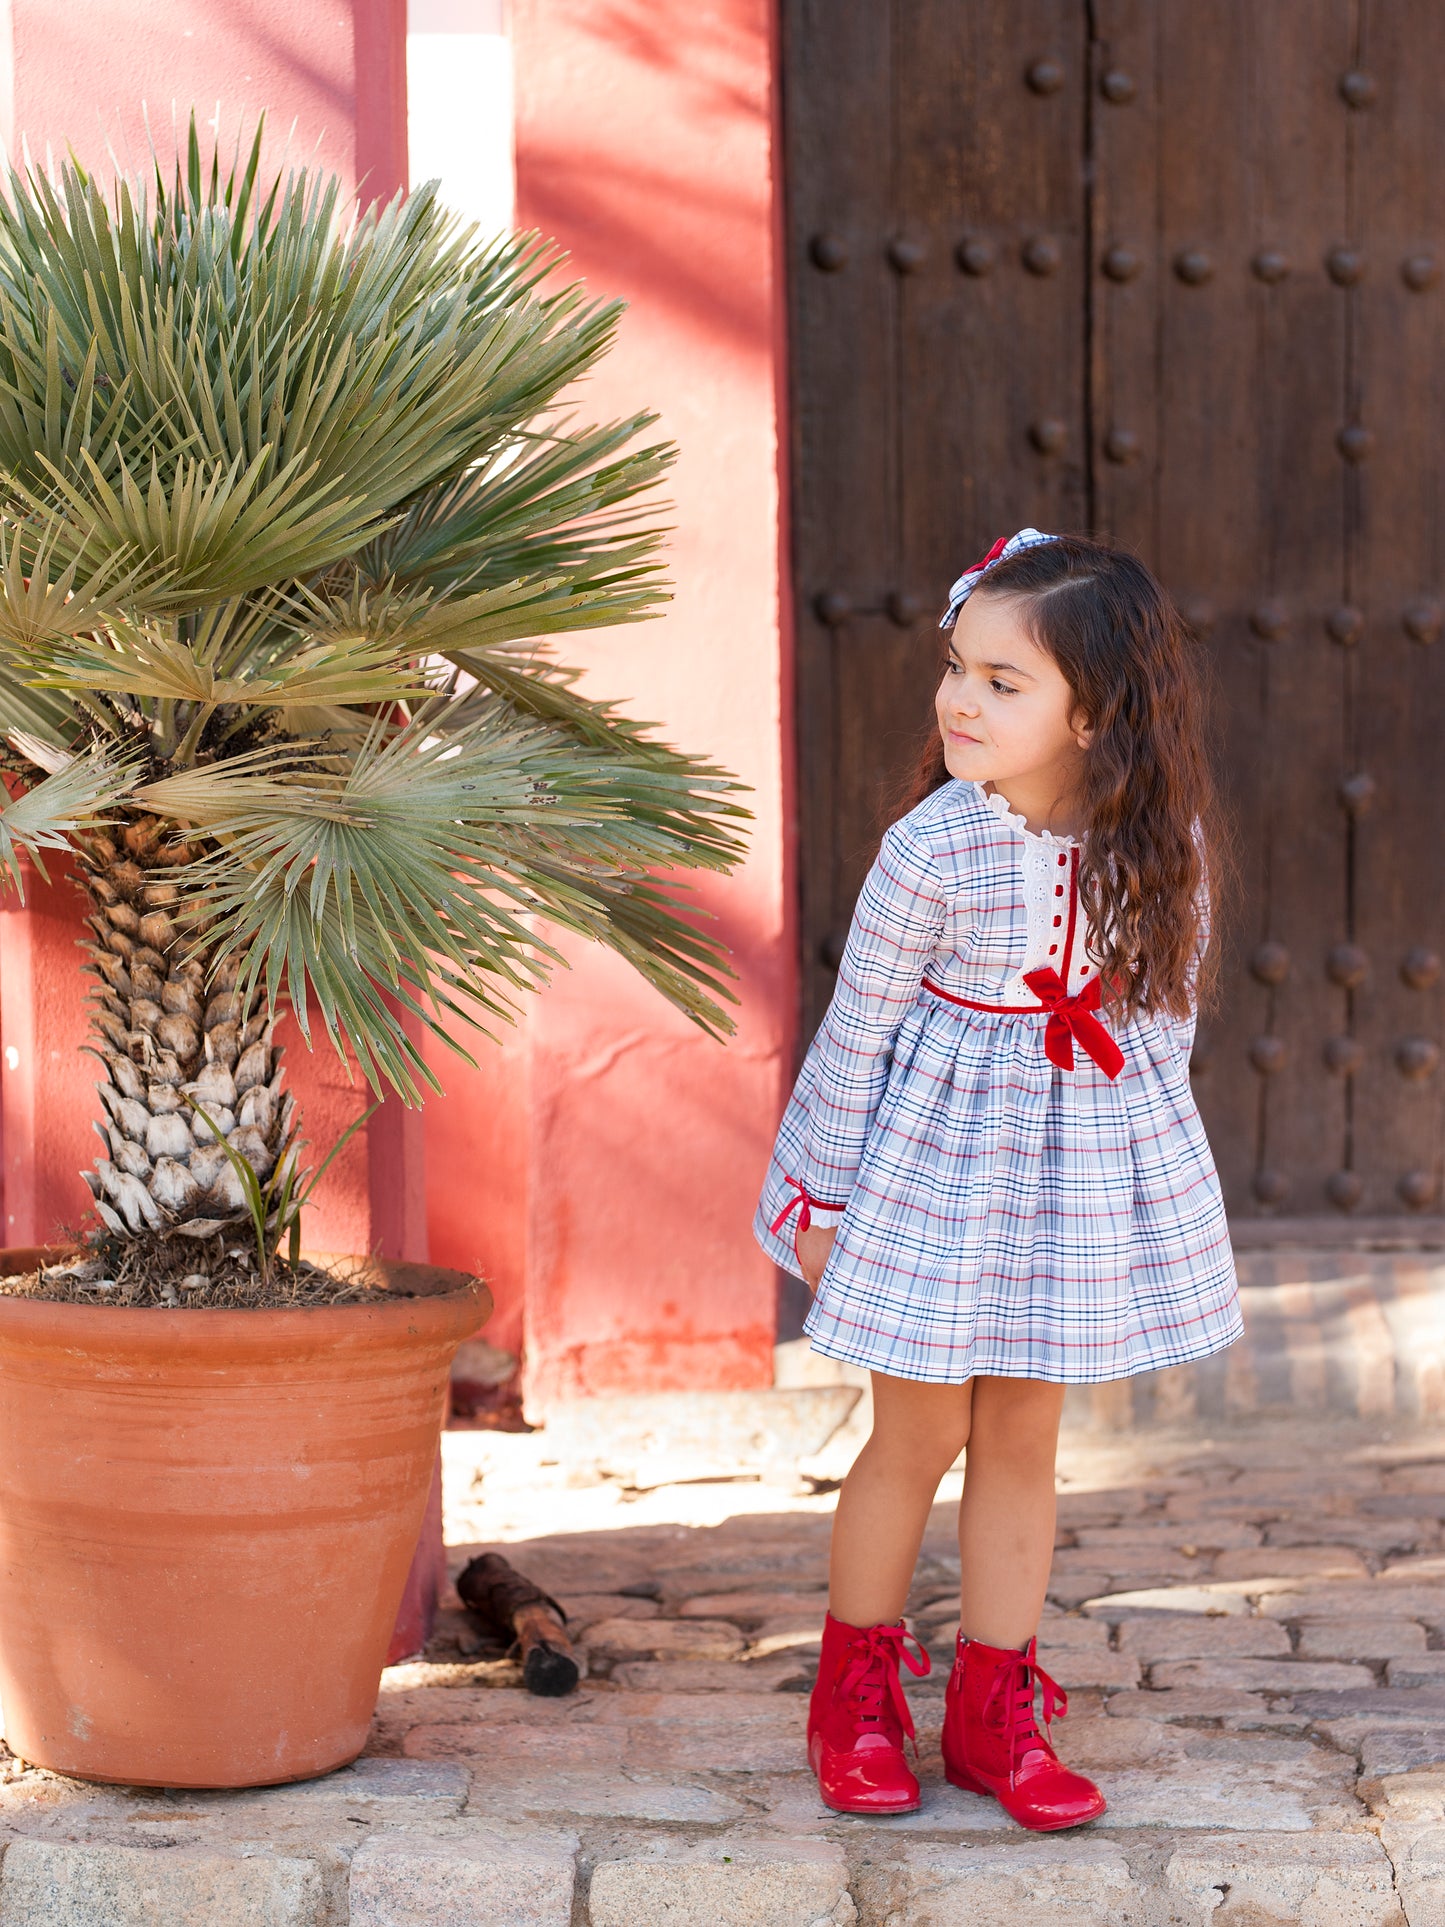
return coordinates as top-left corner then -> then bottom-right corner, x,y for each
0,865 -> 106,1251
424,1014 -> 530,1366
422,0 -> 793,1409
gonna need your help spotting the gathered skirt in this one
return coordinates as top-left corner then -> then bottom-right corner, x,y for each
754,992 -> 1242,1385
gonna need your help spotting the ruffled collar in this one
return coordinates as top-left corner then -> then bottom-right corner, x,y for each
976,783 -> 1080,848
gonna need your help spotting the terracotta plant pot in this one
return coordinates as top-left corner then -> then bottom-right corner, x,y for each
0,1249 -> 487,1788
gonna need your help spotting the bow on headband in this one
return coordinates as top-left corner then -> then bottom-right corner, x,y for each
940,527 -> 1058,631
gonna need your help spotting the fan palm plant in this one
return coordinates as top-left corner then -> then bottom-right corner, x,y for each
0,121 -> 746,1274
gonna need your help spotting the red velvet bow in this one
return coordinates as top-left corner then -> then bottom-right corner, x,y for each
971,534 -> 1010,571
1021,968 -> 1125,1081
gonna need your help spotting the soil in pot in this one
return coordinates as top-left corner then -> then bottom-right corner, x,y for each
0,1236 -> 408,1308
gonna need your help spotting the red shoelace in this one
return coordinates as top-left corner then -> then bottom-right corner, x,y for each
982,1644 -> 1069,1777
836,1624 -> 931,1751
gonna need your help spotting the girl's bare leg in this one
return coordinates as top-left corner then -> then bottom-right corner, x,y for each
829,1372 -> 973,1627
956,1376 -> 1066,1647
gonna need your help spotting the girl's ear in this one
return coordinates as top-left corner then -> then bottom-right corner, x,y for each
1071,706 -> 1095,750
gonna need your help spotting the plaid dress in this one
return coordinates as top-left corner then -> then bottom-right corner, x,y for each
755,779 -> 1242,1384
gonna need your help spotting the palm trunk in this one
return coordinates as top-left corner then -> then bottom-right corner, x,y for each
77,814 -> 295,1243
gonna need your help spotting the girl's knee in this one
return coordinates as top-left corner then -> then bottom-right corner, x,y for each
867,1375 -> 972,1475
967,1377 -> 1064,1459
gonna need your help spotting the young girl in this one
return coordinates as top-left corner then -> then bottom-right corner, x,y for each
756,530 -> 1242,1829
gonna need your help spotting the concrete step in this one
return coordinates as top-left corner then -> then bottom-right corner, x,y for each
780,1250 -> 1445,1429
1076,1250 -> 1445,1428
540,1386 -> 861,1488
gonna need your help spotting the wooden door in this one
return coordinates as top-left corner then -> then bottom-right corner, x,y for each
784,0 -> 1445,1234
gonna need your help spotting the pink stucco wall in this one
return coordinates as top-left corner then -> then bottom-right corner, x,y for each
5,0 -> 405,207
424,0 -> 793,1408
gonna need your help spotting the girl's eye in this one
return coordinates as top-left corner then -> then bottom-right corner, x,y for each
990,679 -> 1018,696
945,659 -> 963,675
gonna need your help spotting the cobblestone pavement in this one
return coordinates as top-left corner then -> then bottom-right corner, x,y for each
9,1407 -> 1445,1922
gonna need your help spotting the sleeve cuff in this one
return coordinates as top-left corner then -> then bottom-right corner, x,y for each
806,1204 -> 844,1229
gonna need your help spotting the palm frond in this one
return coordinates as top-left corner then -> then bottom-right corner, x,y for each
361,414 -> 674,611
26,612 -> 438,710
0,519 -> 135,648
132,709 -> 743,1094
0,149 -> 632,607
0,655 -> 90,754
0,117 -> 750,1126
0,750 -> 133,892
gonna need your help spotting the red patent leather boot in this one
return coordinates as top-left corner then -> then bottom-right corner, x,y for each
941,1632 -> 1105,1830
807,1612 -> 932,1814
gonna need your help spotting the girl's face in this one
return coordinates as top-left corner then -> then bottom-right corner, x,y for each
935,589 -> 1093,795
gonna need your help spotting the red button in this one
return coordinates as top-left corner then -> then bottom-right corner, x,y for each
1058,854 -> 1067,866
1053,915 -> 1062,927
1049,944 -> 1058,954
1055,885 -> 1064,896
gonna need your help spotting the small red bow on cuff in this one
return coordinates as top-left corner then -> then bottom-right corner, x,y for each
1021,968 -> 1125,1080
769,1176 -> 845,1235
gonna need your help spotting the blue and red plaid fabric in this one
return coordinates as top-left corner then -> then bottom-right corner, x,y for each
755,780 -> 1242,1384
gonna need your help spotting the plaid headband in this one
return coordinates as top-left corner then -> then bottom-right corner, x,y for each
940,527 -> 1058,630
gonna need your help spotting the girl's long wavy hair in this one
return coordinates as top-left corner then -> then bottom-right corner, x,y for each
891,534 -> 1227,1022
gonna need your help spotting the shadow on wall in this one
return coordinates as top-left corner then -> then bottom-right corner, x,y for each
517,0 -> 773,351
582,0 -> 769,119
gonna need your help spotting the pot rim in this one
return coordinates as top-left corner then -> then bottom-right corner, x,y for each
0,1246 -> 491,1346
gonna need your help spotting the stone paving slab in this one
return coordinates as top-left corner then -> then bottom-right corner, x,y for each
589,1835 -> 855,1927
1392,1657 -> 1445,1688
1151,1658 -> 1377,1692
1301,1617 -> 1430,1659
348,1824 -> 579,1927
11,1411 -> 1445,1920
1163,1833 -> 1404,1927
1115,1613 -> 1293,1659
851,1837 -> 1146,1927
0,1838 -> 334,1926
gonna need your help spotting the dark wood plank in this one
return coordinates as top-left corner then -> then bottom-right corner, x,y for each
789,0 -> 1092,1041
1089,0 -> 1161,562
1230,1216 -> 1445,1251
783,0 -> 898,1037
1088,0 -> 1261,1214
1347,0 -> 1445,1217
1142,0 -> 1287,1216
1234,1 -> 1356,1219
894,0 -> 1090,582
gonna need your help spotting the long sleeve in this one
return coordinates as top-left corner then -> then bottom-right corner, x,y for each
797,819 -> 949,1210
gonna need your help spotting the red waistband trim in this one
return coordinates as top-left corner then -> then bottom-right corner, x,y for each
922,979 -> 1046,1015
920,971 -> 1125,1081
